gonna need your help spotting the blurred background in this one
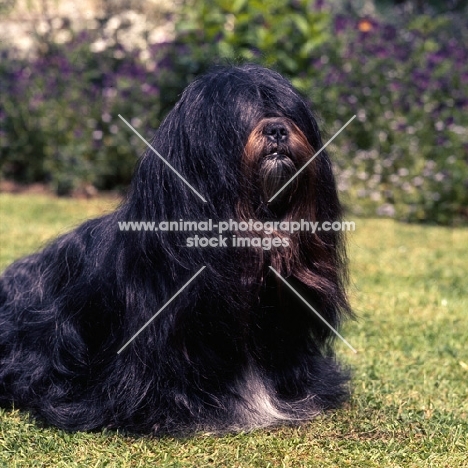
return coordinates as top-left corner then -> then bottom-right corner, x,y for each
0,0 -> 467,224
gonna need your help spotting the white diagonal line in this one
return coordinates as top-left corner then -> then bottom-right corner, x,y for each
268,115 -> 356,203
117,266 -> 206,354
118,114 -> 207,203
268,266 -> 357,353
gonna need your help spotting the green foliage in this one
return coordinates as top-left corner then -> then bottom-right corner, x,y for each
155,0 -> 330,116
176,0 -> 330,73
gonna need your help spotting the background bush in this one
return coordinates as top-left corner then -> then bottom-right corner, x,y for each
0,0 -> 467,223
306,14 -> 468,224
0,14 -> 166,194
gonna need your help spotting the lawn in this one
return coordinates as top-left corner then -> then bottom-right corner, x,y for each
0,193 -> 466,468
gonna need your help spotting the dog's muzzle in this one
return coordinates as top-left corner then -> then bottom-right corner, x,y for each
259,151 -> 297,206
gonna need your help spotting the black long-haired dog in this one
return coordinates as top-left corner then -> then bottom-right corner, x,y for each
0,65 -> 351,435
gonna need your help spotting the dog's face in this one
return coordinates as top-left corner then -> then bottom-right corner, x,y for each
242,116 -> 315,219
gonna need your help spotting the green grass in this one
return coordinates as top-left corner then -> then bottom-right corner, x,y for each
0,193 -> 467,468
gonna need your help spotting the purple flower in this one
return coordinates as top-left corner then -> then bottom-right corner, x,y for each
334,15 -> 350,34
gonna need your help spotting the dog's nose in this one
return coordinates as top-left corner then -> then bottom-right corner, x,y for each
263,123 -> 288,143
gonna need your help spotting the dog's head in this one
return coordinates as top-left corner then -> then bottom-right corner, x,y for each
136,65 -> 325,217
143,65 -> 326,219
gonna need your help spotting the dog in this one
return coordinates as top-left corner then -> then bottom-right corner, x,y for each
0,65 -> 351,435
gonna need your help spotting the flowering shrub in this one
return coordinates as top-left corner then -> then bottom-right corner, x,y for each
303,14 -> 468,224
0,16 -> 165,194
